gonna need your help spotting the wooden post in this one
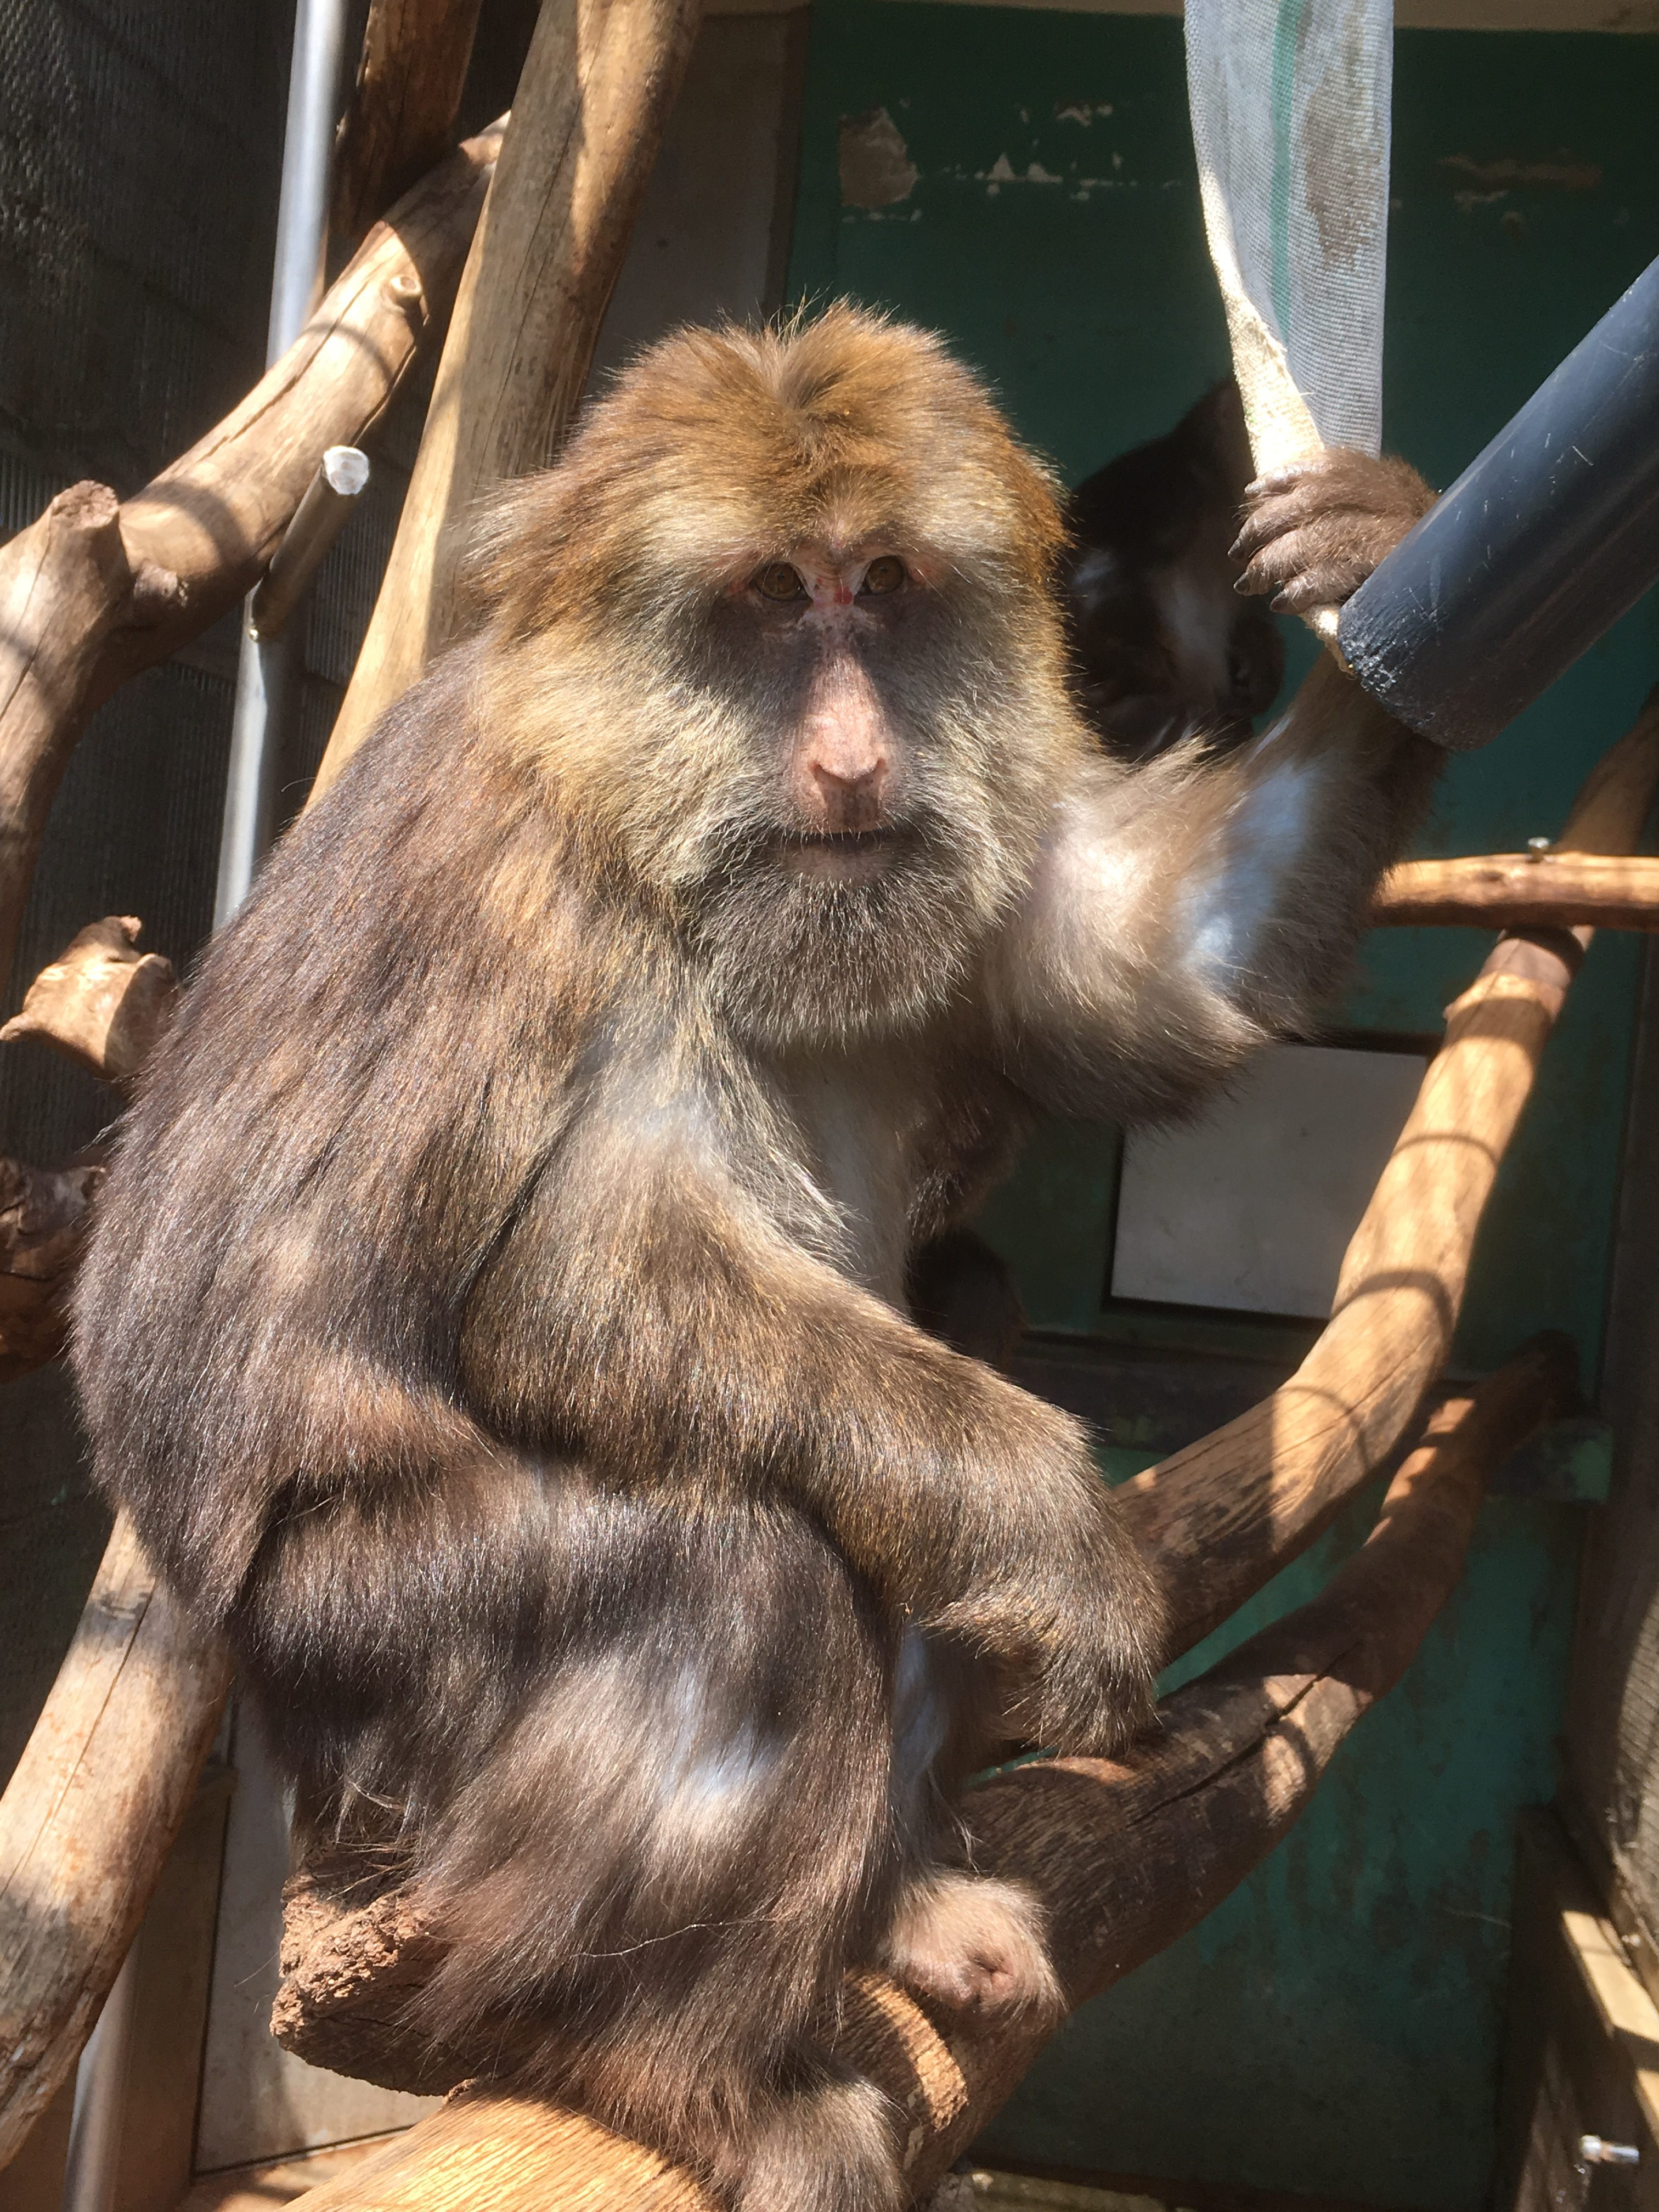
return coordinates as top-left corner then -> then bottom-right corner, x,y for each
308,0 -> 704,802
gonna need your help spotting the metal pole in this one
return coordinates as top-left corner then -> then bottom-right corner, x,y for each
215,0 -> 350,929
1339,250 -> 1659,753
60,1948 -> 139,2212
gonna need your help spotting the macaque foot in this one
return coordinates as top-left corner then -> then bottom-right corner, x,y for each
881,1870 -> 1060,2022
735,2069 -> 903,2212
1230,449 -> 1435,614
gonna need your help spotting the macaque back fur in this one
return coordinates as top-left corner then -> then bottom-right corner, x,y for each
74,307 -> 1437,2212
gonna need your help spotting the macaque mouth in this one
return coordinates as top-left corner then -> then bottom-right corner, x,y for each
785,828 -> 900,850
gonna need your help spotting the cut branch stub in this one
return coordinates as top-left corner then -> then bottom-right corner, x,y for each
270,1336 -> 1573,2212
0,120 -> 503,1001
309,0 -> 706,800
1,916 -> 178,1087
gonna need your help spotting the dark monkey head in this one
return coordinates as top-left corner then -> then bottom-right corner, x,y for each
1061,381 -> 1284,760
464,307 -> 1088,1047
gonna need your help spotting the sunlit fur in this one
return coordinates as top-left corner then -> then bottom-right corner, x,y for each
74,307 -> 1439,2212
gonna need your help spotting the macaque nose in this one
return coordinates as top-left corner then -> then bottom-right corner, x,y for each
806,748 -> 889,830
800,656 -> 891,831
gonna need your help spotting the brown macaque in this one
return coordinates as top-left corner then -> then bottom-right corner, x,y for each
74,309 -> 1436,2212
1062,379 -> 1285,760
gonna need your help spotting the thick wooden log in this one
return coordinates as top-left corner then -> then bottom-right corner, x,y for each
1374,850 -> 1659,930
1122,694 -> 1659,1658
275,1340 -> 1570,2211
332,0 -> 488,243
0,122 -> 503,998
309,0 -> 704,800
0,1515 -> 231,2168
0,916 -> 177,1086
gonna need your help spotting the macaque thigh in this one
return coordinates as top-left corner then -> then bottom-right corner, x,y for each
405,1486 -> 906,2125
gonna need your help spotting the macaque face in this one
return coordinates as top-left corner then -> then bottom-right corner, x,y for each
466,310 -> 1090,1048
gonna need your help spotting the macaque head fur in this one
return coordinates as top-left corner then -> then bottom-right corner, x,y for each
462,307 -> 1089,1048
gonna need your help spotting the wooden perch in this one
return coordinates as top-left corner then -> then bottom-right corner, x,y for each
309,0 -> 704,800
1374,850 -> 1659,930
332,0 -> 489,244
0,917 -> 177,1087
0,120 -> 503,997
273,1336 -> 1573,2212
0,1515 -> 231,2169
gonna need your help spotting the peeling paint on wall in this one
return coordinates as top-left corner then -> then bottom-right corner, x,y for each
838,105 -> 918,206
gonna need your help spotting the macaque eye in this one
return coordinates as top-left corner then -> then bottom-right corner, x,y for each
754,562 -> 807,601
860,556 -> 907,596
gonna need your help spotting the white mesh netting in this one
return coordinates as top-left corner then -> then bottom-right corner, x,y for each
1186,0 -> 1393,476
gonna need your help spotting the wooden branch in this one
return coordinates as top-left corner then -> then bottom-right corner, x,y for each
1374,850 -> 1659,930
0,917 -> 177,1087
0,1153 -> 105,1383
274,1341 -> 1570,2211
308,0 -> 704,802
0,121 -> 504,998
0,1515 -> 232,2168
332,0 -> 488,243
1123,691 -> 1659,1660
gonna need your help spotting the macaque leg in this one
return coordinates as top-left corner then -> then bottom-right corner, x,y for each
876,1629 -> 1062,2024
386,1490 -> 910,2212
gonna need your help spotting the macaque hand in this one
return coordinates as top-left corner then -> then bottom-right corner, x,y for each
929,1429 -> 1161,1758
1229,450 -> 1435,616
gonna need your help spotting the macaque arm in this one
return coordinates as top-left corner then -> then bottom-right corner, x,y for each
458,1128 -> 1159,1749
988,657 -> 1438,1120
988,451 -> 1441,1119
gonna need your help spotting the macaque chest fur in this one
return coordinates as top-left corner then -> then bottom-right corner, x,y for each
72,309 -> 1438,2212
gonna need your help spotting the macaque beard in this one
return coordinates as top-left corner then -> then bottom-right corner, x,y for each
692,816 -> 988,1049
669,707 -> 1027,1052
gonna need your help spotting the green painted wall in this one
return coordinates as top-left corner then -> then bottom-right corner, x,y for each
786,15 -> 1659,2208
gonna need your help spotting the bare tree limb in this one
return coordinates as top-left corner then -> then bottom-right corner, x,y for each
1122,693 -> 1659,1658
0,121 -> 504,997
0,1515 -> 232,2168
1,917 -> 177,1087
309,0 -> 705,800
332,0 -> 489,243
1374,849 -> 1659,930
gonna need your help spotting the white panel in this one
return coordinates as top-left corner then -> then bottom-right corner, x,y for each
1111,1041 -> 1426,1320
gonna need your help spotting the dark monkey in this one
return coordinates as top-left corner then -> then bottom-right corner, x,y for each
1063,380 -> 1285,760
75,311 -> 1435,2211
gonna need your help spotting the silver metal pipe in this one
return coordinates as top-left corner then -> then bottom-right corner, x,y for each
215,0 -> 351,930
60,1946 -> 139,2212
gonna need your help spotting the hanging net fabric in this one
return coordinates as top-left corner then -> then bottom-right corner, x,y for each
1186,0 -> 1393,477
